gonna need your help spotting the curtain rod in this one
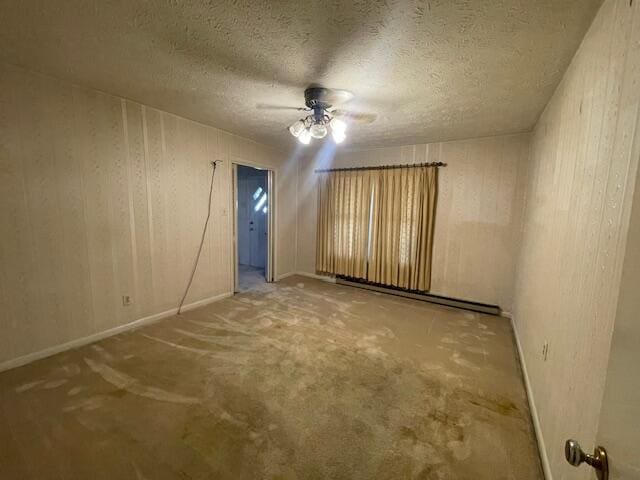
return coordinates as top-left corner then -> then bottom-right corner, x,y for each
314,162 -> 446,173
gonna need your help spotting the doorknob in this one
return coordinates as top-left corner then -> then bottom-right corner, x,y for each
564,439 -> 608,480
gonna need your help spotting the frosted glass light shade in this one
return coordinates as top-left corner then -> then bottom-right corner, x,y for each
298,128 -> 311,144
309,123 -> 328,139
288,120 -> 305,137
331,117 -> 347,133
332,128 -> 346,144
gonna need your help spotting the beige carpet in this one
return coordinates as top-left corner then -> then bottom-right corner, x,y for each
0,276 -> 542,479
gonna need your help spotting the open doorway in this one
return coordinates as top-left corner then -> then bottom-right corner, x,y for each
234,164 -> 271,291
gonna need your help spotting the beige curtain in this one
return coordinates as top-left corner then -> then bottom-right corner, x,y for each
367,166 -> 437,291
316,165 -> 438,292
316,169 -> 375,278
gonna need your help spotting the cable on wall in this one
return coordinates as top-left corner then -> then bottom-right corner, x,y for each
177,160 -> 221,315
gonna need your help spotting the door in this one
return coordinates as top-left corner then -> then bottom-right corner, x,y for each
249,183 -> 268,268
564,159 -> 640,480
234,164 -> 271,281
237,175 -> 259,266
594,159 -> 640,480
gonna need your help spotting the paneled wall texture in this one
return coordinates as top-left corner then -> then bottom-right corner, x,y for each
512,0 -> 640,477
0,63 -> 296,366
296,133 -> 531,311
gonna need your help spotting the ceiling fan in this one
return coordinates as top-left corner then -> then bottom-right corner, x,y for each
259,86 -> 377,145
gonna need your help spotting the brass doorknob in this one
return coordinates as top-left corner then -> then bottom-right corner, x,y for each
564,439 -> 608,480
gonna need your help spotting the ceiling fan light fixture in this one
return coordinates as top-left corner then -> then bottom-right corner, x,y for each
298,128 -> 312,145
288,120 -> 305,138
309,123 -> 328,139
283,87 -> 373,145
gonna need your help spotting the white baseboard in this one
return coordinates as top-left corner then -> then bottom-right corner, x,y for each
293,271 -> 336,283
0,291 -> 232,373
510,316 -> 552,480
275,271 -> 336,283
274,271 -> 297,281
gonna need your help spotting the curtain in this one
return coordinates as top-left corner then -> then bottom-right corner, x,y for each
367,166 -> 437,291
316,169 -> 375,278
316,165 -> 438,292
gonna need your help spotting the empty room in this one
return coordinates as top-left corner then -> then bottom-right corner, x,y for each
1,1 -> 639,479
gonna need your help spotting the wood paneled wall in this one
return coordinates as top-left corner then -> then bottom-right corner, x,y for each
0,63 -> 296,366
512,0 -> 640,477
296,133 -> 531,311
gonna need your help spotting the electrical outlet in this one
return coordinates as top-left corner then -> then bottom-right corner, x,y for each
542,341 -> 549,361
122,295 -> 132,307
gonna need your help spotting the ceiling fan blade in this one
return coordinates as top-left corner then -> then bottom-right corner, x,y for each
332,109 -> 378,124
324,89 -> 354,105
256,103 -> 308,111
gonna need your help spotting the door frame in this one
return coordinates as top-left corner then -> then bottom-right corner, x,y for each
232,159 -> 275,292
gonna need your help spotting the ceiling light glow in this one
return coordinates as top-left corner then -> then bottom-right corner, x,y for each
332,128 -> 346,144
298,128 -> 312,145
331,117 -> 347,133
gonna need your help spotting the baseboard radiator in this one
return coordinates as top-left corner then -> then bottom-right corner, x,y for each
335,276 -> 501,316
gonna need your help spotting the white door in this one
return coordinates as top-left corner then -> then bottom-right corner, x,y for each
249,181 -> 268,268
594,162 -> 640,480
237,167 -> 267,269
564,159 -> 640,480
237,176 -> 258,266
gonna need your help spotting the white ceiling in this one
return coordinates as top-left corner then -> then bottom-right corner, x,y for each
0,0 -> 602,150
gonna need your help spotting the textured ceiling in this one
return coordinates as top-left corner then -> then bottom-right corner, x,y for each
0,0 -> 602,150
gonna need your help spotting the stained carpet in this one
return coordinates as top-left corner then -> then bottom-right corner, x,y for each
0,275 -> 542,479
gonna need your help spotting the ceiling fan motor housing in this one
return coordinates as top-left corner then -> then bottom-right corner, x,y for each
304,87 -> 333,113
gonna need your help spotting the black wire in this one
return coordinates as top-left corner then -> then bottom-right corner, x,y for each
177,161 -> 219,315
